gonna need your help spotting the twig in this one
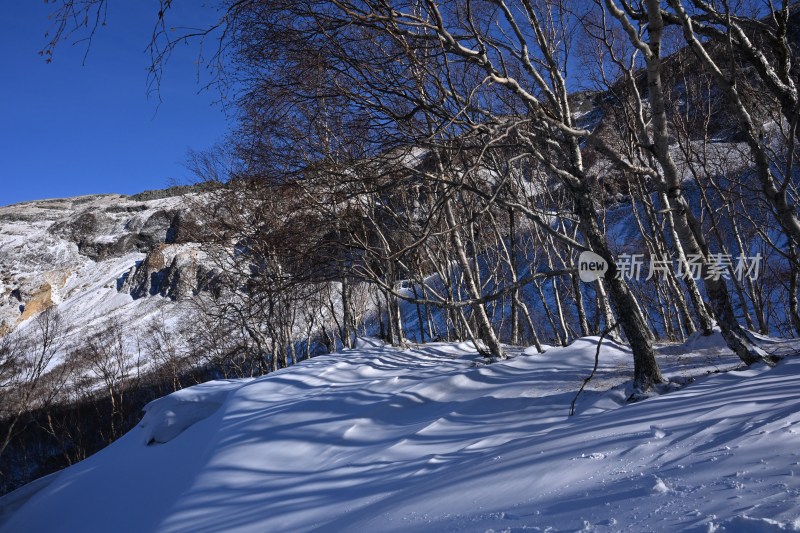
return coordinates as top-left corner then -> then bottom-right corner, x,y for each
569,322 -> 620,416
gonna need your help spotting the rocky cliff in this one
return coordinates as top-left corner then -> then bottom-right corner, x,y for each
0,190 -> 212,343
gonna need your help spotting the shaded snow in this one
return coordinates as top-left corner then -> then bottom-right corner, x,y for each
139,379 -> 248,445
3,337 -> 800,532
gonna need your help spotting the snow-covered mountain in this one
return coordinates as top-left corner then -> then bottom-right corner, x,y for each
2,334 -> 800,532
0,190 -> 206,351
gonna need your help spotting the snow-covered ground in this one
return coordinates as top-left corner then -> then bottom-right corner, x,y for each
2,334 -> 799,532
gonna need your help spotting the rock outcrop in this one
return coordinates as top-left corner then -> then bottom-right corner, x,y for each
49,206 -> 193,261
0,189 -> 210,333
17,283 -> 53,322
120,244 -> 211,301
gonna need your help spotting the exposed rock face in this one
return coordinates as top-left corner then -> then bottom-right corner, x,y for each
120,244 -> 212,301
160,250 -> 200,300
0,189 -> 210,334
140,210 -> 177,244
49,206 -> 191,261
123,244 -> 167,299
49,211 -> 112,242
167,211 -> 202,244
18,283 -> 53,322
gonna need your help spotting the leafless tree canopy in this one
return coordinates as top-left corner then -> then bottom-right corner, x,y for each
40,0 -> 800,374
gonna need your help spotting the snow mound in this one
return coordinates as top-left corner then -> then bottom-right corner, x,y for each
523,343 -> 555,355
139,379 -> 246,445
652,476 -> 672,494
682,327 -> 730,351
353,336 -> 387,350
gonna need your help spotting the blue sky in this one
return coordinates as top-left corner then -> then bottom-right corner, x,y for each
0,2 -> 231,207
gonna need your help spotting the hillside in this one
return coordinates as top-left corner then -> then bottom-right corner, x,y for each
0,191 -> 205,355
2,334 -> 800,532
0,172 -> 796,495
0,191 -> 222,495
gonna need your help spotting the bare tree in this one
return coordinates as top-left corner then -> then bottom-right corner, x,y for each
0,307 -> 68,461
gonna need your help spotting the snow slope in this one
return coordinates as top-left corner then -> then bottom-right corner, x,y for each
3,336 -> 800,532
0,193 -> 201,367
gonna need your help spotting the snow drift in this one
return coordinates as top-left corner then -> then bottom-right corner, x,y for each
2,336 -> 800,532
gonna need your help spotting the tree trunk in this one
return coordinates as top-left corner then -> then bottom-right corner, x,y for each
412,283 -> 426,343
790,246 -> 800,336
572,272 -> 589,337
537,282 -> 566,346
509,208 -> 520,344
341,274 -> 353,349
574,188 -> 664,391
445,201 -> 505,359
642,0 -> 766,364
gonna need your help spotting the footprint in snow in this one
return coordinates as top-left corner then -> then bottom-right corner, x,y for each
574,452 -> 606,460
652,476 -> 671,494
650,425 -> 668,439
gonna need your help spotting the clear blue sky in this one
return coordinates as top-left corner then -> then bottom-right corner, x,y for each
0,2 -> 231,207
